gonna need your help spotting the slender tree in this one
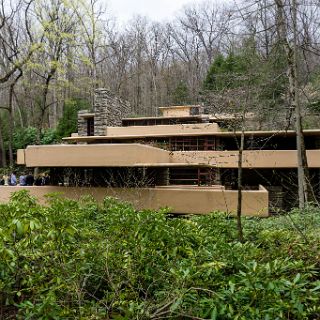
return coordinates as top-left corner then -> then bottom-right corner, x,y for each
274,0 -> 309,208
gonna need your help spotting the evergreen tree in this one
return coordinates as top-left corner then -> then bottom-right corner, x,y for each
172,81 -> 190,105
203,53 -> 249,91
56,99 -> 90,139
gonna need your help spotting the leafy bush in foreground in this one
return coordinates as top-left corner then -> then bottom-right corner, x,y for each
0,190 -> 319,319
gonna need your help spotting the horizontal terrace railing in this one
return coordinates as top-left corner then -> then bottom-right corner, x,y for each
0,185 -> 269,217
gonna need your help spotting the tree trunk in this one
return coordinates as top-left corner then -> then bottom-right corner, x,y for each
0,116 -> 7,167
8,109 -> 14,167
275,0 -> 310,209
236,121 -> 245,243
7,70 -> 23,167
37,75 -> 51,144
8,83 -> 16,167
292,0 -> 309,208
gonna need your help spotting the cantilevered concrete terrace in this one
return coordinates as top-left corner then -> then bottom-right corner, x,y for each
0,185 -> 269,217
17,143 -> 320,168
63,127 -> 320,142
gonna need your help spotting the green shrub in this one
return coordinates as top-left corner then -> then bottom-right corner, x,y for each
12,127 -> 58,150
0,191 -> 319,319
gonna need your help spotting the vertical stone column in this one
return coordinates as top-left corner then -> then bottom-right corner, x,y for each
94,88 -> 131,136
77,110 -> 89,136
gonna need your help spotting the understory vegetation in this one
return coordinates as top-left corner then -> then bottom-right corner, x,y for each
0,191 -> 320,319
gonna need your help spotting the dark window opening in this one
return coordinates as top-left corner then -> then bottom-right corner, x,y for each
169,167 -> 215,186
87,117 -> 94,136
169,136 -> 216,151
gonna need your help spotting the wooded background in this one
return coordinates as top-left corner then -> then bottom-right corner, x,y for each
1,0 -> 320,167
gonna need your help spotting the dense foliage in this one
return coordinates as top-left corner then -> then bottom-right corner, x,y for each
0,191 -> 320,319
9,99 -> 89,156
12,127 -> 58,151
202,47 -> 287,104
203,53 -> 248,91
55,99 -> 90,140
172,81 -> 190,105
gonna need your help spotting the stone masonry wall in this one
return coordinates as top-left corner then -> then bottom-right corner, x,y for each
78,110 -> 89,136
94,88 -> 131,136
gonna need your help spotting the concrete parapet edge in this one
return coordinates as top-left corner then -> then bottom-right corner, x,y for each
0,186 -> 269,217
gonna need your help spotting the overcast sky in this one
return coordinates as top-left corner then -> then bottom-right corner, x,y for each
107,0 -> 204,24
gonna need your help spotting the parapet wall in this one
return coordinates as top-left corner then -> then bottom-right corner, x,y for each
171,150 -> 320,168
106,123 -> 220,137
19,144 -> 170,167
17,145 -> 320,168
0,186 -> 269,217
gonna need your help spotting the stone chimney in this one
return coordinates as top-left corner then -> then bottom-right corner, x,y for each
94,88 -> 131,136
77,110 -> 90,136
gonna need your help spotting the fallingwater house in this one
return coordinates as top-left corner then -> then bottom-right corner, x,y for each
5,88 -> 320,216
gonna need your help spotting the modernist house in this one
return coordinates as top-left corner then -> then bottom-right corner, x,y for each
13,88 -> 320,216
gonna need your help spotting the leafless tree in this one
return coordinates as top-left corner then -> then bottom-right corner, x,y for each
179,1 -> 232,64
0,0 -> 36,165
30,0 -> 78,140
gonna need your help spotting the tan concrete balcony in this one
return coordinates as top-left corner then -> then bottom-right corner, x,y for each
17,144 -> 320,169
17,144 -> 170,167
62,128 -> 320,143
0,185 -> 269,217
171,150 -> 320,168
106,122 -> 220,137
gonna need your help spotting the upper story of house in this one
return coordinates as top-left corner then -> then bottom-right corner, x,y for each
67,88 -> 320,152
75,89 -> 255,137
16,88 -> 320,169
